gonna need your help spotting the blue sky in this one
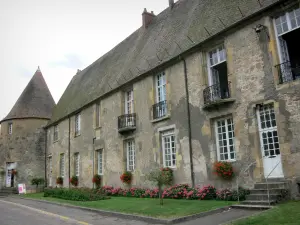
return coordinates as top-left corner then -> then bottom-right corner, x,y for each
0,0 -> 172,120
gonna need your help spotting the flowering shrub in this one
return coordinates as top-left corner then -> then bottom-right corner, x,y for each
216,187 -> 250,201
214,161 -> 235,180
56,177 -> 63,185
12,170 -> 17,175
92,174 -> 101,188
161,167 -> 173,185
70,175 -> 78,187
120,171 -> 132,184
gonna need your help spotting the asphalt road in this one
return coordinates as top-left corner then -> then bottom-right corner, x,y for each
0,197 -> 261,225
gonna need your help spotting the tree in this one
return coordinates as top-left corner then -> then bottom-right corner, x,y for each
31,178 -> 45,192
147,169 -> 170,205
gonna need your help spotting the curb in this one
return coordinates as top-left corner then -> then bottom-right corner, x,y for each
10,196 -> 232,224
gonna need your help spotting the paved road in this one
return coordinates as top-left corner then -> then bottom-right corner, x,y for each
0,197 -> 261,225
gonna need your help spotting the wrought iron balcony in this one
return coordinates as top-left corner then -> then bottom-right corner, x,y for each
118,113 -> 136,133
275,61 -> 300,84
203,82 -> 232,106
152,100 -> 168,120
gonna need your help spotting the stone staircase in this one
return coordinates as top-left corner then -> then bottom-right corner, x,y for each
0,187 -> 18,197
232,179 -> 289,210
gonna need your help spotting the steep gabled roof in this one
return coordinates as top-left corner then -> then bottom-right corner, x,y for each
48,0 -> 281,126
1,68 -> 55,122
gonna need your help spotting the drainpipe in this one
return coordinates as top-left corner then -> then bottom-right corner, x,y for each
44,128 -> 48,188
93,137 -> 96,189
68,117 -> 71,188
182,57 -> 195,187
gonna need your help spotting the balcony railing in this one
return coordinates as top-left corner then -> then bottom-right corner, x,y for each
118,113 -> 136,132
152,100 -> 167,120
203,82 -> 231,105
275,61 -> 300,84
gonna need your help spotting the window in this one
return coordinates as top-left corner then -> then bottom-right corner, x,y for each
125,90 -> 134,114
206,45 -> 230,102
95,103 -> 100,128
97,149 -> 103,175
8,123 -> 12,135
49,156 -> 52,186
162,130 -> 176,168
215,117 -> 236,161
274,8 -> 300,83
256,104 -> 280,157
60,154 -> 65,177
126,140 -> 135,171
53,125 -> 58,142
154,72 -> 167,118
74,153 -> 80,176
75,114 -> 81,136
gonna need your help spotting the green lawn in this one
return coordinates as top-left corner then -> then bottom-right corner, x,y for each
228,201 -> 300,225
22,193 -> 235,218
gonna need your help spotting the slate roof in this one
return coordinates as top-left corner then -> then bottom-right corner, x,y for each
1,68 -> 56,122
48,0 -> 281,126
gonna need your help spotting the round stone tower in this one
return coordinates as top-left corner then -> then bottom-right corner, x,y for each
0,68 -> 55,189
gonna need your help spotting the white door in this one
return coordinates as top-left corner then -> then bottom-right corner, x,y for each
6,170 -> 11,187
49,157 -> 52,186
257,104 -> 284,178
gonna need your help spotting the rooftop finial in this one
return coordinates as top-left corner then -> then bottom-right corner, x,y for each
37,66 -> 41,72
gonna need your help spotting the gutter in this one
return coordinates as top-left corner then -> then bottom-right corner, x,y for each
68,117 -> 71,188
182,57 -> 195,187
93,137 -> 96,189
44,128 -> 48,187
45,0 -> 284,129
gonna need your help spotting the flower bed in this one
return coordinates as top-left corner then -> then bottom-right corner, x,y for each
98,184 -> 249,201
44,188 -> 110,201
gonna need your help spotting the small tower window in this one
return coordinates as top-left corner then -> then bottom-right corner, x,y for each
8,123 -> 13,135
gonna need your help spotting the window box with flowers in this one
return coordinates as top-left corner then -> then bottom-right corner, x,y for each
120,171 -> 132,185
70,175 -> 78,187
213,161 -> 235,180
56,177 -> 63,186
92,174 -> 101,189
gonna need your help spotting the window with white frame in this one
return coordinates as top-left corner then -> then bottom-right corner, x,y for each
75,113 -> 81,136
125,90 -> 134,114
8,123 -> 12,135
53,125 -> 58,142
74,153 -> 80,176
215,117 -> 236,161
97,149 -> 103,175
162,130 -> 176,168
95,103 -> 100,128
256,104 -> 280,157
126,140 -> 135,171
60,153 -> 65,177
206,45 -> 230,103
154,72 -> 167,118
274,7 -> 300,83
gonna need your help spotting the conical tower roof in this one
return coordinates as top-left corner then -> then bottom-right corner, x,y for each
1,67 -> 55,122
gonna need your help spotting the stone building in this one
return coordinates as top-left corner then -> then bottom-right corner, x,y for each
45,0 -> 300,195
0,68 -> 55,189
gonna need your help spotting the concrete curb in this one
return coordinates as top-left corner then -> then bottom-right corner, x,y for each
11,196 -> 232,224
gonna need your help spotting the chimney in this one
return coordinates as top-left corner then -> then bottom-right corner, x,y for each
169,0 -> 174,9
142,8 -> 156,28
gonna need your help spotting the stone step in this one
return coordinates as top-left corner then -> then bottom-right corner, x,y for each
231,204 -> 272,210
254,182 -> 288,189
242,200 -> 277,205
250,188 -> 285,195
246,194 -> 279,201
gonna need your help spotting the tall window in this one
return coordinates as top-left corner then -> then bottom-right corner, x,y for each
162,130 -> 176,168
126,140 -> 135,171
74,153 -> 80,176
274,7 -> 300,83
8,123 -> 13,135
75,113 -> 81,136
97,149 -> 103,175
53,125 -> 58,142
256,104 -> 280,157
206,45 -> 229,102
154,72 -> 167,118
95,103 -> 100,128
215,117 -> 236,161
60,154 -> 65,177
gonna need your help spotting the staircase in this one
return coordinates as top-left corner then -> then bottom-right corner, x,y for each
0,187 -> 18,197
233,179 -> 289,209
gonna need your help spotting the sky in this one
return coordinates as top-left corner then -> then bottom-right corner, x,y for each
0,0 -> 172,120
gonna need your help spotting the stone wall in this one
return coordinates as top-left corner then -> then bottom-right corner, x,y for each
0,119 -> 48,188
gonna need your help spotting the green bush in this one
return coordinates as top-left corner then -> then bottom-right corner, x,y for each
44,188 -> 110,201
